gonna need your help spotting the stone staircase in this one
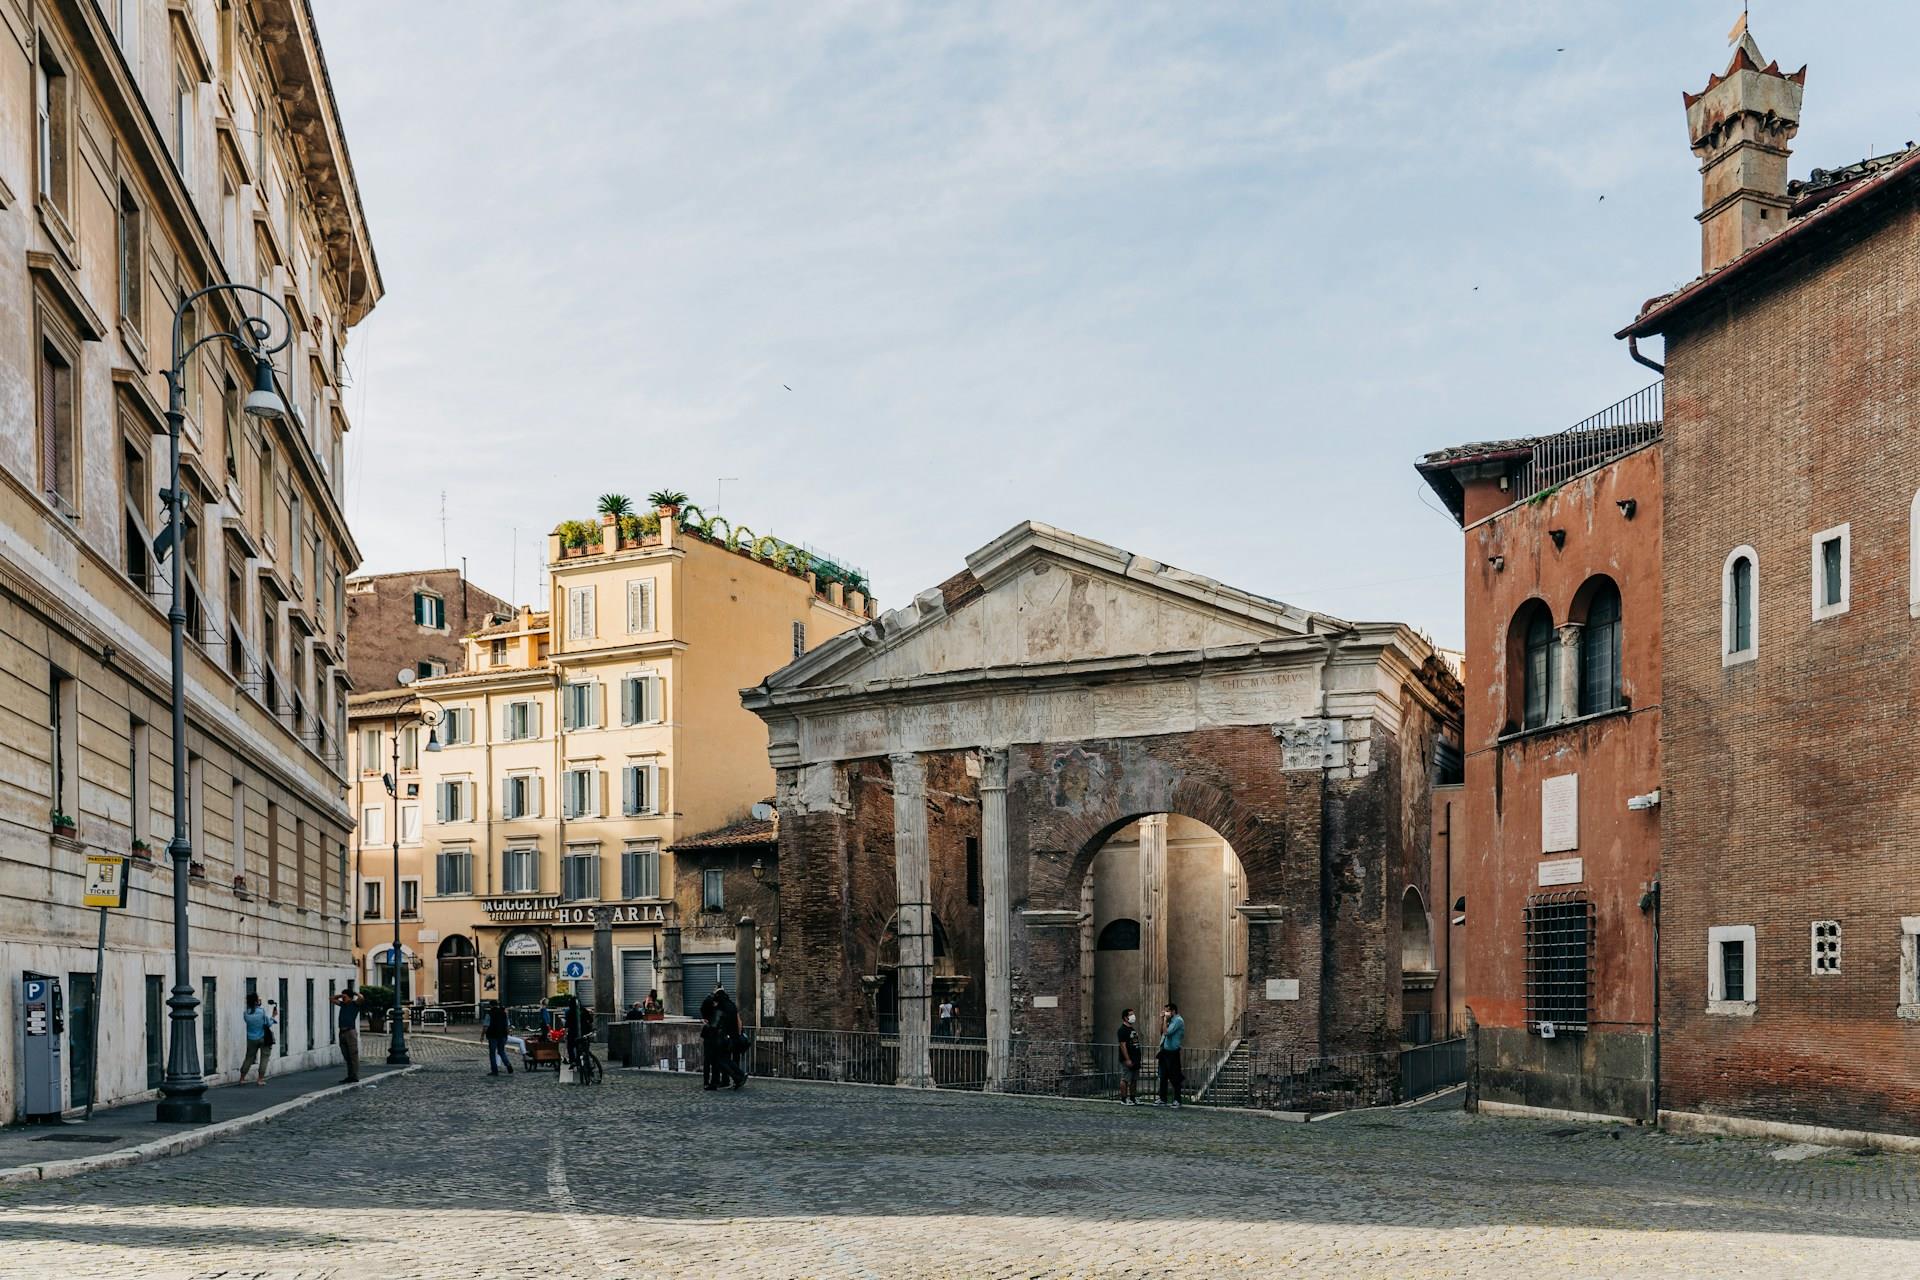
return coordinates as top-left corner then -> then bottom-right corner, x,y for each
1195,1038 -> 1253,1108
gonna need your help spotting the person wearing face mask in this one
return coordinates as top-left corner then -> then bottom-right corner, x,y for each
1116,1008 -> 1142,1106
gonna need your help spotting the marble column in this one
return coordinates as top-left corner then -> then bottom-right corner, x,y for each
659,923 -> 683,1015
980,749 -> 1012,1090
591,907 -> 615,1037
1555,623 -> 1584,722
1138,814 -> 1170,1021
890,752 -> 934,1088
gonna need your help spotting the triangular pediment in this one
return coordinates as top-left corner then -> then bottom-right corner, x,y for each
755,522 -> 1347,695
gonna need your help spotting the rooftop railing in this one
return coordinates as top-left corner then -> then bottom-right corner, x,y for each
1509,381 -> 1663,503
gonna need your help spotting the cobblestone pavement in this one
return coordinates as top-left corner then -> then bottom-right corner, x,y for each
1,1034 -> 1916,1279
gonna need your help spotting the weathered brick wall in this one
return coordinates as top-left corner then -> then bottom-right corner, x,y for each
344,570 -> 509,692
1660,196 -> 1920,1133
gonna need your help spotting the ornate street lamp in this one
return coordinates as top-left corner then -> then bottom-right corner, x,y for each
157,285 -> 290,1125
380,678 -> 444,1065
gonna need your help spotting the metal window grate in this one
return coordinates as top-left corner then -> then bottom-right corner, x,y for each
1524,892 -> 1593,1033
1811,920 -> 1841,974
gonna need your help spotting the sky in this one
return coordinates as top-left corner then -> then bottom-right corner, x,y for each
316,1 -> 1919,649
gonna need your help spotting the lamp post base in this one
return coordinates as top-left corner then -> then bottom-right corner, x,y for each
155,1098 -> 213,1124
386,1049 -> 412,1065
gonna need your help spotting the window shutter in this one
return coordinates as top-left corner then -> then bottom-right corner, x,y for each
531,702 -> 542,739
529,775 -> 542,818
434,853 -> 447,896
622,765 -> 637,815
621,678 -> 637,726
503,704 -> 514,740
649,675 -> 662,723
434,782 -> 447,822
654,766 -> 666,815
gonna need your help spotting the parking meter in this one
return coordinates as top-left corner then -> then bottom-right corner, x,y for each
21,972 -> 65,1119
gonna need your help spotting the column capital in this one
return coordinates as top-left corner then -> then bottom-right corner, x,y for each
978,747 -> 1008,791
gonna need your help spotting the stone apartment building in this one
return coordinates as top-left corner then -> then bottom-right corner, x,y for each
0,0 -> 379,1115
743,521 -> 1463,1092
347,504 -> 871,1021
1419,399 -> 1663,1120
344,568 -> 510,691
1618,30 -> 1920,1141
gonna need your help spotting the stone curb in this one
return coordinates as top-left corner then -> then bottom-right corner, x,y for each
0,1066 -> 421,1186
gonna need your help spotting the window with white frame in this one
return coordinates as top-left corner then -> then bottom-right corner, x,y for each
173,58 -> 194,184
416,659 -> 446,681
621,843 -> 660,899
503,700 -> 539,741
561,847 -> 600,902
562,768 -> 600,819
567,585 -> 595,640
360,878 -> 383,920
1812,524 -> 1850,620
1723,546 -> 1758,665
626,578 -> 656,634
399,802 -> 421,846
1810,920 -> 1841,974
1707,924 -> 1757,1014
400,726 -> 420,771
621,672 -> 662,726
1901,918 -> 1920,1018
358,727 -> 382,771
490,638 -> 508,666
359,804 -> 385,847
435,847 -> 474,896
622,762 -> 660,816
413,591 -> 445,629
562,680 -> 599,730
439,707 -> 472,746
503,847 -> 539,893
399,877 -> 421,919
503,772 -> 540,820
435,778 -> 471,823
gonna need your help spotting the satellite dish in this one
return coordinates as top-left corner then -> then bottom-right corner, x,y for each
750,802 -> 775,821
397,668 -> 416,686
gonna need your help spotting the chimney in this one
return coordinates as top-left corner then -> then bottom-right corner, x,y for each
1685,29 -> 1806,273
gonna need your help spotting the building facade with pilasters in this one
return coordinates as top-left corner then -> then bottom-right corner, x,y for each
744,522 -> 1463,1091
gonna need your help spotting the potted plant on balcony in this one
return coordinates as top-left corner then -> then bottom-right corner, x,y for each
648,489 -> 688,518
556,519 -> 598,557
131,837 -> 153,861
596,493 -> 633,526
617,512 -> 660,546
233,874 -> 251,900
188,859 -> 207,880
51,811 -> 76,839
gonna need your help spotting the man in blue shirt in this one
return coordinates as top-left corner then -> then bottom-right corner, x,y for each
331,983 -> 363,1083
1156,1002 -> 1185,1108
241,992 -> 276,1086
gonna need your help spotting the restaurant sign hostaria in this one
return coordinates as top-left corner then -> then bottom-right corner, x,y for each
481,897 -> 670,926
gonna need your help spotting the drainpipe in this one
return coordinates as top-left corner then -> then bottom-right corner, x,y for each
1641,879 -> 1661,1125
1627,335 -> 1665,375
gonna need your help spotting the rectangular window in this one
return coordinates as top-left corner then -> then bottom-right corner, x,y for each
1902,918 -> 1920,1015
622,763 -> 658,816
435,779 -> 469,822
413,592 -> 445,629
130,717 -> 152,847
621,845 -> 660,899
48,668 -> 76,826
266,800 -> 280,899
490,638 -> 508,666
306,978 -> 315,1051
38,339 -> 78,512
201,976 -> 217,1072
562,681 -> 598,730
123,437 -> 152,591
702,868 -> 725,912
174,62 -> 194,184
118,187 -> 144,330
400,726 -> 420,771
400,878 -> 420,919
399,802 -> 421,846
328,978 -> 337,1044
561,850 -> 600,902
36,46 -> 69,213
503,700 -> 538,741
1522,893 -> 1592,1033
435,848 -> 474,896
277,977 -> 288,1056
439,707 -> 471,746
567,585 -> 595,640
1707,924 -> 1757,1013
503,773 -> 540,820
626,578 -> 656,633
621,673 -> 662,726
503,847 -> 539,893
562,768 -> 598,819
1810,920 -> 1841,975
1812,524 -> 1850,619
145,974 -> 164,1089
360,805 -> 385,847
793,620 -> 806,658
361,879 -> 383,920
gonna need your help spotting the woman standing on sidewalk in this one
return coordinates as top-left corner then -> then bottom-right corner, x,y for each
241,993 -> 276,1086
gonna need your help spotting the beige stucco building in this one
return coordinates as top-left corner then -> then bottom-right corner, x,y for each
0,0 -> 379,1117
348,506 -> 870,1018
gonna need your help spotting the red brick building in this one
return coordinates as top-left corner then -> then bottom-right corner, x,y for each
1620,31 -> 1920,1140
343,568 -> 510,692
1419,399 -> 1664,1119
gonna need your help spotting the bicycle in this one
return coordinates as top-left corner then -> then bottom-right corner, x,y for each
570,1039 -> 602,1085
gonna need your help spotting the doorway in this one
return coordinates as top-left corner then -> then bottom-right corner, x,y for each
501,934 -> 545,1008
67,971 -> 96,1109
438,935 -> 477,1010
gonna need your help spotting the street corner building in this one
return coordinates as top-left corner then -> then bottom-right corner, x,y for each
1617,29 -> 1920,1140
742,521 -> 1464,1093
1418,391 -> 1663,1121
0,0 -> 381,1116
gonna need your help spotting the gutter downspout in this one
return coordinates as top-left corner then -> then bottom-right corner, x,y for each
1645,879 -> 1661,1125
1628,335 -> 1666,374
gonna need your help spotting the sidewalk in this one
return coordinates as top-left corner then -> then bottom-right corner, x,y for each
0,1061 -> 412,1186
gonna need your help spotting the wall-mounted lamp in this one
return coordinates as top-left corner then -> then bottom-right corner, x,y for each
1548,529 -> 1566,550
1616,498 -> 1637,520
1488,555 -> 1505,572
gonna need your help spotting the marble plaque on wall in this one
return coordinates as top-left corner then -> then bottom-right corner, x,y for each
1542,774 -> 1579,852
1538,857 -> 1584,887
1265,978 -> 1301,1001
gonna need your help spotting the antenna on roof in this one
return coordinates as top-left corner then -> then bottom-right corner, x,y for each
440,490 -> 448,568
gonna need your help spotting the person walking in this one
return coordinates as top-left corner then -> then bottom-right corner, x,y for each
1116,1007 -> 1142,1105
240,992 -> 276,1086
699,988 -> 722,1090
482,1000 -> 514,1076
937,997 -> 957,1040
713,985 -> 747,1090
1156,1002 -> 1185,1108
331,983 -> 363,1083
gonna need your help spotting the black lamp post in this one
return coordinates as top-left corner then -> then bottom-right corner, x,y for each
380,682 -> 443,1065
157,285 -> 291,1125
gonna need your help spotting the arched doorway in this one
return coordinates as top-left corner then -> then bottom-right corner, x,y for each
500,932 -> 546,1009
438,935 -> 477,1012
1081,815 -> 1247,1055
367,944 -> 414,1004
874,913 -> 953,1034
1400,886 -> 1437,1044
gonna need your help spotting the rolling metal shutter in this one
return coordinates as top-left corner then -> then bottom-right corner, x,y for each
680,958 -> 736,1018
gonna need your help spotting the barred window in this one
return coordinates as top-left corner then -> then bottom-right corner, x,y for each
1810,920 -> 1840,974
1523,892 -> 1593,1033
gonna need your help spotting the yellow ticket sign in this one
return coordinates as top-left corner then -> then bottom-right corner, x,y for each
83,854 -> 128,909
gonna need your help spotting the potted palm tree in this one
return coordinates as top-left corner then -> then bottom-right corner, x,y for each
648,489 -> 688,518
596,493 -> 633,527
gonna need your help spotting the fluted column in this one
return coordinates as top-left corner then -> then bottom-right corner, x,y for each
980,749 -> 1011,1089
1138,814 -> 1170,1021
890,752 -> 934,1088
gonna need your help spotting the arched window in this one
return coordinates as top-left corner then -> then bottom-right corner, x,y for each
1517,602 -> 1555,729
1578,581 -> 1622,715
1722,546 -> 1757,664
1097,918 -> 1141,951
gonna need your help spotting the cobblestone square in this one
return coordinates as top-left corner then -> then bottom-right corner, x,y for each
0,1039 -> 1914,1279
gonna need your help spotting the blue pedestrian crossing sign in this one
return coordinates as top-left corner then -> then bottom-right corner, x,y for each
558,948 -> 591,981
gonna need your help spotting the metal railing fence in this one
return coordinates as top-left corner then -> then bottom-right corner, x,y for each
1509,381 -> 1663,503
